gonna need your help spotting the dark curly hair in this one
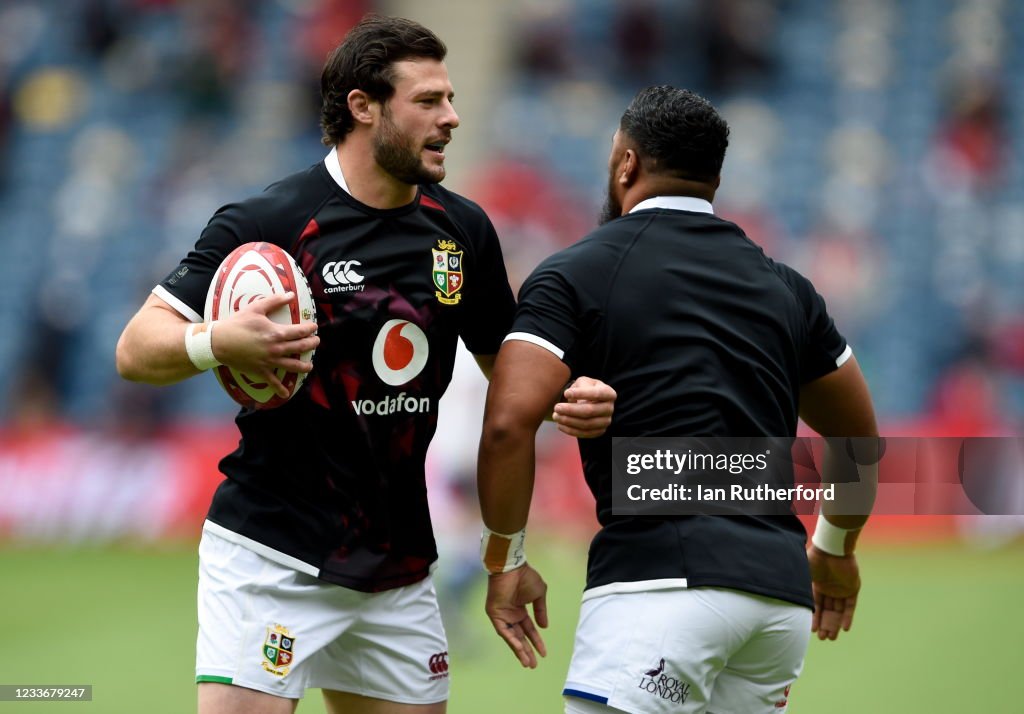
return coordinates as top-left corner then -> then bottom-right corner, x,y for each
620,86 -> 730,181
320,15 -> 447,146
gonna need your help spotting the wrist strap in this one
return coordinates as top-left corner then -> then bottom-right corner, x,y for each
480,527 -> 526,574
811,514 -> 861,556
185,322 -> 220,371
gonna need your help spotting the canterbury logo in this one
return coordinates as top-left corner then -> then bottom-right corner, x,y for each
428,652 -> 449,674
323,260 -> 363,285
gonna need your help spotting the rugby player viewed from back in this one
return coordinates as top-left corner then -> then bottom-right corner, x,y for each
476,86 -> 879,714
115,15 -> 615,714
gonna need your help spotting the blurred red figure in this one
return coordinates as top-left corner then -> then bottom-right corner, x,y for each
927,71 -> 1008,194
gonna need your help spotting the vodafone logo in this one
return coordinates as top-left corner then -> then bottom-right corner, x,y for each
351,320 -> 432,415
371,319 -> 429,386
323,259 -> 365,294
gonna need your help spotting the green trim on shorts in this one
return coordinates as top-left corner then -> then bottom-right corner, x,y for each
196,675 -> 233,685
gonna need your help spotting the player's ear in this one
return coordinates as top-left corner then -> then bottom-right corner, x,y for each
347,90 -> 375,126
619,149 -> 639,187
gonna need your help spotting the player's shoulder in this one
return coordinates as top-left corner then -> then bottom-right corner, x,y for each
586,214 -> 649,243
238,163 -> 333,222
563,218 -> 641,262
759,255 -> 828,319
528,222 -> 632,284
763,255 -> 814,293
209,162 -> 332,241
420,183 -> 492,231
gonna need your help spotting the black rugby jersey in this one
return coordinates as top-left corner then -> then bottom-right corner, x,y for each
156,150 -> 514,592
509,196 -> 849,608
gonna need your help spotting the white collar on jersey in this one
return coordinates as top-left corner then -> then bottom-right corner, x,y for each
629,196 -> 714,215
324,146 -> 352,195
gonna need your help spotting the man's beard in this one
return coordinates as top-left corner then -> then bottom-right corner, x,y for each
598,177 -> 622,225
373,110 -> 444,186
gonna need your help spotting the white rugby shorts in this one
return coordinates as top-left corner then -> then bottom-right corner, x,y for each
195,527 -> 449,703
563,586 -> 811,714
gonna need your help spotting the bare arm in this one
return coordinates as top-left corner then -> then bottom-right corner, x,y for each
116,294 -> 204,385
116,292 -> 319,397
478,340 -> 569,533
474,352 -> 615,439
477,340 -> 570,668
800,354 -> 879,529
799,354 -> 879,640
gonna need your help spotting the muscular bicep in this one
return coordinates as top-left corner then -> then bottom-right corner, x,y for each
799,355 -> 878,437
483,340 -> 571,432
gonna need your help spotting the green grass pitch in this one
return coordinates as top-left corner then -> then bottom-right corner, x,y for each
0,537 -> 1019,713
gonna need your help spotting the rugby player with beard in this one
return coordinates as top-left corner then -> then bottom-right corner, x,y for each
117,16 -> 616,714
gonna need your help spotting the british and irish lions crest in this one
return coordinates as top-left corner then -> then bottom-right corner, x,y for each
432,240 -> 463,305
262,624 -> 296,676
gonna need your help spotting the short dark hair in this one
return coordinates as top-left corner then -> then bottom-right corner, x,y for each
620,86 -> 730,181
320,15 -> 447,146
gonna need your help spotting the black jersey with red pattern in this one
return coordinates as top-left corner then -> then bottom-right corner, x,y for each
156,155 -> 514,592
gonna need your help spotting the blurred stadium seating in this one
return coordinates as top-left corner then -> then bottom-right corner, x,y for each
1,0 -> 1021,426
0,0 -> 1021,543
487,0 -> 1024,424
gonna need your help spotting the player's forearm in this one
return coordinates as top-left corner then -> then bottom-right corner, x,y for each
812,436 -> 879,558
819,437 -> 878,530
477,341 -> 570,533
800,357 -> 879,536
477,417 -> 537,534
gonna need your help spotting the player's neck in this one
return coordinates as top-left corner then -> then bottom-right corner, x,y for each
622,177 -> 717,213
334,141 -> 418,209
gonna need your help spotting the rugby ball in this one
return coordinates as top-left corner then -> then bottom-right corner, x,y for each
204,242 -> 317,409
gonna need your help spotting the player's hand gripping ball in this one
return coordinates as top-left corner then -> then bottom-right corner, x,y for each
204,242 -> 317,409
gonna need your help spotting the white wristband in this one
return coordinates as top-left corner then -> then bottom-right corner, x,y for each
811,515 -> 860,557
480,527 -> 526,574
184,322 -> 221,371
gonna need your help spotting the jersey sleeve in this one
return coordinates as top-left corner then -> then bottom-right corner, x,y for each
153,203 -> 256,321
452,206 -> 515,355
507,251 -> 587,372
776,263 -> 851,383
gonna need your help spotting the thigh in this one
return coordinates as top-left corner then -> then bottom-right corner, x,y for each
198,682 -> 297,714
323,689 -> 445,714
564,589 -> 747,714
563,695 -> 630,714
196,529 -> 363,700
706,596 -> 812,714
311,576 -> 450,707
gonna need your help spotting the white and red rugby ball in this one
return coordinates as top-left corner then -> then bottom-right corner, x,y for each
204,241 -> 317,410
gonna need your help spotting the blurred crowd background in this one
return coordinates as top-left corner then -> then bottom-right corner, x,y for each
1,0 -> 1022,547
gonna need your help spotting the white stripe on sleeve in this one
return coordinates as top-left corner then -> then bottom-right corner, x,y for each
153,285 -> 203,322
503,332 -> 565,360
